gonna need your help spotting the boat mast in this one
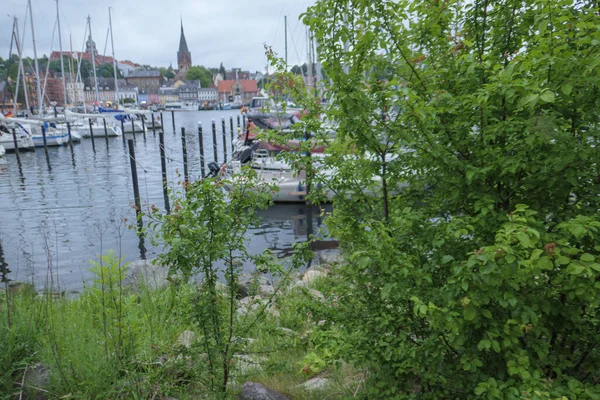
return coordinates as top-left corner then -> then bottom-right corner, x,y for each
28,0 -> 44,115
69,34 -> 77,107
55,0 -> 68,111
109,7 -> 120,108
13,18 -> 30,113
87,15 -> 100,108
306,26 -> 312,94
284,15 -> 288,69
3,18 -> 16,115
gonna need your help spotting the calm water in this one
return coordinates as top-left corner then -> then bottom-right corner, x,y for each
0,110 -> 328,291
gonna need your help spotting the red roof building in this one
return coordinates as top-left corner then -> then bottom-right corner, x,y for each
217,79 -> 259,103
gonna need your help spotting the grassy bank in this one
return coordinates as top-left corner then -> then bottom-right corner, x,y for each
0,254 -> 357,399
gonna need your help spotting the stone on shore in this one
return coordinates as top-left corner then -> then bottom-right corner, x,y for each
123,259 -> 170,291
240,382 -> 290,400
300,377 -> 330,391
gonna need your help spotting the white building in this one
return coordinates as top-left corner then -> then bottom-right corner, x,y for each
198,87 -> 218,102
66,81 -> 85,106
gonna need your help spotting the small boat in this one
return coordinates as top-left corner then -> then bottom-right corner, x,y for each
0,122 -> 36,151
79,120 -> 122,137
115,114 -> 147,134
31,123 -> 70,147
221,103 -> 232,110
164,101 -> 183,110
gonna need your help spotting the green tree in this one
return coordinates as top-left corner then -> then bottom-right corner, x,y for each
185,66 -> 212,87
159,67 -> 174,80
265,0 -> 600,397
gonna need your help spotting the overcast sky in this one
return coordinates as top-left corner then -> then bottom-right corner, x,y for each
2,0 -> 316,72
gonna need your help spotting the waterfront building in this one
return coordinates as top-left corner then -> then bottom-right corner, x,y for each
199,87 -> 218,102
218,79 -> 259,103
125,69 -> 161,95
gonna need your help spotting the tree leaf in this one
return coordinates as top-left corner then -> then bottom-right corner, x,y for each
464,304 -> 477,321
540,90 -> 555,103
581,253 -> 594,263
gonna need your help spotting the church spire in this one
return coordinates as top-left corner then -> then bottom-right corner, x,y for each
178,19 -> 190,55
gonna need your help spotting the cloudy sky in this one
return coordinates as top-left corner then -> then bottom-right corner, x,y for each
2,0 -> 316,72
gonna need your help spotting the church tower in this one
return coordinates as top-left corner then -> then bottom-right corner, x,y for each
177,20 -> 192,72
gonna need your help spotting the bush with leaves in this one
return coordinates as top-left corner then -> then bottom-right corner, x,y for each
263,0 -> 600,397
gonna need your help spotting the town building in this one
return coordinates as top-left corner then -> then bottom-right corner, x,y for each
159,85 -> 179,104
66,81 -> 85,106
177,80 -> 200,102
125,69 -> 161,95
217,79 -> 259,103
40,71 -> 65,106
175,21 -> 192,81
226,68 -> 250,81
198,87 -> 218,102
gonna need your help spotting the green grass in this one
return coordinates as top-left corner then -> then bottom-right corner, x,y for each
0,258 -> 360,399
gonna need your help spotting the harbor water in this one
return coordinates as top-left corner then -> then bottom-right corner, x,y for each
0,110 -> 329,292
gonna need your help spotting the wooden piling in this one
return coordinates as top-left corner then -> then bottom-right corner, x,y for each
171,110 -> 176,135
158,128 -> 170,213
127,139 -> 143,229
11,128 -> 20,162
198,122 -> 205,178
86,120 -> 93,152
222,117 -> 227,162
103,118 -> 109,146
151,114 -> 156,136
181,127 -> 189,185
212,119 -> 218,164
41,124 -> 48,149
141,116 -> 146,137
230,116 -> 234,145
120,118 -> 126,143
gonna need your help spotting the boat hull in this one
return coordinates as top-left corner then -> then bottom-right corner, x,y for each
0,135 -> 35,151
121,121 -> 147,134
80,124 -> 122,137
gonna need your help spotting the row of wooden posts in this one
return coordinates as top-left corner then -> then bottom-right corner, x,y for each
127,111 -> 247,231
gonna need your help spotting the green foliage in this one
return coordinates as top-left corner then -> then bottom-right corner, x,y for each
146,171 -> 279,394
186,66 -> 213,87
159,67 -> 175,80
260,0 -> 600,397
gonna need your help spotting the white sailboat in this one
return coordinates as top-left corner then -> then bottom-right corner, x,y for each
0,120 -> 36,151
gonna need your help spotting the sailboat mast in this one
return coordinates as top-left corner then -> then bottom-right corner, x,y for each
109,7 -> 119,108
87,15 -> 100,107
306,26 -> 312,94
28,0 -> 44,115
69,34 -> 77,107
55,0 -> 68,110
284,15 -> 288,69
13,19 -> 30,113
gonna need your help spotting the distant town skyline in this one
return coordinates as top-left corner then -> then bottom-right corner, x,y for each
1,0 -> 316,73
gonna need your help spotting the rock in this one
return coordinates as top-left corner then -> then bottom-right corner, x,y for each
276,327 -> 294,336
239,274 -> 269,297
234,355 -> 265,374
308,289 -> 325,301
177,330 -> 196,349
259,284 -> 274,296
22,363 -> 50,399
240,382 -> 290,400
316,250 -> 342,266
288,279 -> 309,291
123,259 -> 170,291
237,296 -> 263,315
302,269 -> 327,284
300,377 -> 330,391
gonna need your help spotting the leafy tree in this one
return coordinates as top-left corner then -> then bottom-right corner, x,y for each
264,0 -> 600,397
159,67 -> 174,80
185,66 -> 212,87
98,63 -> 123,79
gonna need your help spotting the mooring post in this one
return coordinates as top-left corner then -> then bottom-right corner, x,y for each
242,114 -> 246,132
11,128 -> 20,162
141,115 -> 146,137
151,114 -> 156,136
212,119 -> 218,164
158,128 -> 170,213
85,119 -> 93,152
127,139 -> 143,231
198,121 -> 205,178
222,117 -> 227,162
103,118 -> 109,146
41,124 -> 48,149
237,114 -> 241,134
229,116 -> 234,147
171,110 -> 176,135
120,118 -> 126,144
131,118 -> 135,135
181,127 -> 189,187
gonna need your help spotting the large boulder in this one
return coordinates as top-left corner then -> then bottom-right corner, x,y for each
240,382 -> 289,400
123,259 -> 170,291
302,269 -> 327,284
